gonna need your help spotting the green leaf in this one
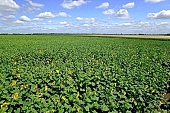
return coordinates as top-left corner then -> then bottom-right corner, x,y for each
126,110 -> 131,113
134,101 -> 137,106
85,106 -> 89,111
139,96 -> 144,101
110,102 -> 117,108
101,105 -> 109,111
15,108 -> 20,113
85,98 -> 91,103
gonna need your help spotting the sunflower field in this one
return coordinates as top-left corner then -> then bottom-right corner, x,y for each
0,35 -> 170,113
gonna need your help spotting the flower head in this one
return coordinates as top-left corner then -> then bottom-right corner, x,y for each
77,107 -> 81,112
20,85 -> 24,90
17,74 -> 20,78
48,71 -> 52,75
13,93 -> 18,100
123,91 -> 126,96
55,99 -> 59,103
56,70 -> 59,74
67,70 -> 73,75
34,85 -> 38,90
131,98 -> 135,102
38,93 -> 43,97
11,81 -> 16,86
62,96 -> 66,101
68,76 -> 72,81
24,85 -> 28,88
1,102 -> 9,108
145,85 -> 148,89
51,62 -> 54,66
12,69 -> 16,73
76,92 -> 80,98
159,101 -> 163,106
51,109 -> 55,112
106,67 -> 109,71
14,62 -> 17,65
52,81 -> 56,85
110,89 -> 113,93
151,89 -> 155,93
45,86 -> 48,91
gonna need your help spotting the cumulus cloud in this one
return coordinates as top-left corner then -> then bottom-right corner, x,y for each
145,0 -> 165,3
147,10 -> 170,19
1,15 -> 15,21
4,15 -> 15,19
20,15 -> 31,21
61,0 -> 88,9
56,12 -> 70,17
33,18 -> 42,21
102,9 -> 115,15
122,2 -> 135,8
2,20 -> 170,34
75,17 -> 102,28
59,21 -> 68,25
36,12 -> 70,19
26,0 -> 44,8
76,17 -> 83,21
116,9 -> 130,19
13,20 -> 25,24
36,12 -> 56,18
82,24 -> 89,26
0,0 -> 20,11
24,0 -> 44,13
76,17 -> 95,23
48,20 -> 52,23
13,15 -> 31,25
96,2 -> 109,9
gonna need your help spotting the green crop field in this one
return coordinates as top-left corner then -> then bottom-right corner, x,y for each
0,35 -> 170,113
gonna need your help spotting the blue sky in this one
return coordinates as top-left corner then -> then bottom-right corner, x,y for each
0,0 -> 170,34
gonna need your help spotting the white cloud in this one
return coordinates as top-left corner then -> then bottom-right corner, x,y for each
147,10 -> 170,19
116,9 -> 130,19
145,0 -> 165,3
33,18 -> 42,21
36,12 -> 56,18
4,15 -> 15,19
122,2 -> 135,8
2,20 -> 170,34
24,0 -> 44,13
12,15 -> 31,25
20,15 -> 31,21
61,0 -> 88,9
59,21 -> 68,25
26,0 -> 44,8
56,12 -> 70,17
122,22 -> 132,26
0,0 -> 20,11
96,2 -> 109,9
102,9 -> 115,15
36,12 -> 70,19
13,20 -> 25,24
82,24 -> 89,26
76,17 -> 83,21
48,20 -> 52,23
76,17 -> 96,23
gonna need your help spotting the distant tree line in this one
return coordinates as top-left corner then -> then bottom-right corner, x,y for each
165,33 -> 170,36
0,33 -> 170,35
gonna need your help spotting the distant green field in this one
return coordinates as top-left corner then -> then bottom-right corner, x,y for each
0,35 -> 170,112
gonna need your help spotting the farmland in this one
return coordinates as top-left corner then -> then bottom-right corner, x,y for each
0,34 -> 170,113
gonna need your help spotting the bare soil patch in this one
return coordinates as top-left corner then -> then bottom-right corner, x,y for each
88,34 -> 170,40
